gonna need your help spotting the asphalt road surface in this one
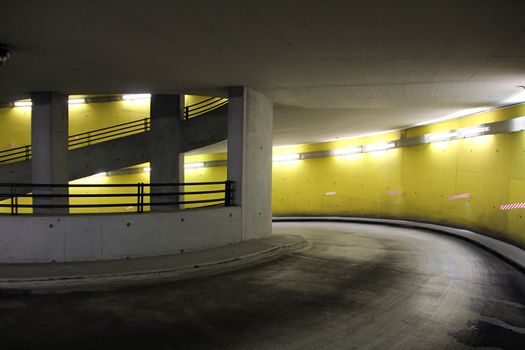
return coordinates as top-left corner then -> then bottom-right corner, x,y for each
0,222 -> 524,349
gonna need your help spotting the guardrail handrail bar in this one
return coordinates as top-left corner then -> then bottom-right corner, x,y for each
0,181 -> 233,215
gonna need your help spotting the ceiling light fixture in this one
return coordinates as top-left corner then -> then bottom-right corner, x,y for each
332,147 -> 363,156
68,98 -> 86,105
13,100 -> 32,107
184,162 -> 204,169
272,154 -> 300,162
424,131 -> 457,143
122,93 -> 151,101
510,116 -> 525,132
456,125 -> 489,138
363,142 -> 395,152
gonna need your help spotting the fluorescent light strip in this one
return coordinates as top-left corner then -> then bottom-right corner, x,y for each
457,126 -> 488,138
424,124 -> 490,143
122,93 -> 151,101
510,116 -> 525,132
13,100 -> 32,107
15,99 -> 87,106
68,98 -> 86,105
184,162 -> 204,169
144,167 -> 151,172
332,147 -> 362,156
363,142 -> 395,152
424,131 -> 457,143
272,154 -> 300,162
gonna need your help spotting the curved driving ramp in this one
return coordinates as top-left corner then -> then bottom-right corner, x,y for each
0,221 -> 523,349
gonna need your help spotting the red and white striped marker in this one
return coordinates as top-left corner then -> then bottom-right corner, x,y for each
499,202 -> 525,211
448,193 -> 471,200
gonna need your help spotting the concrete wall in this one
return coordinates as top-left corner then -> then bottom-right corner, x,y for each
227,87 -> 273,240
0,206 -> 241,263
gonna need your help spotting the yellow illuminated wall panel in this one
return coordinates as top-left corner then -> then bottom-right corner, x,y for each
0,106 -> 31,149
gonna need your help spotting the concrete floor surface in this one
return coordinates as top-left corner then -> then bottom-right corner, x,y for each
0,222 -> 524,349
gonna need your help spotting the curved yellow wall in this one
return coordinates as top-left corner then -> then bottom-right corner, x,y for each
272,104 -> 525,245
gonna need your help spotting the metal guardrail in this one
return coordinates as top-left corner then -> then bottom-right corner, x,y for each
184,97 -> 228,119
68,118 -> 150,149
0,97 -> 228,164
0,181 -> 233,214
0,118 -> 152,164
0,144 -> 32,163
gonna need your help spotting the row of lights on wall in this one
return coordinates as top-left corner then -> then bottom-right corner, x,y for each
11,94 -> 152,107
423,125 -> 489,143
272,142 -> 396,162
272,125 -> 492,162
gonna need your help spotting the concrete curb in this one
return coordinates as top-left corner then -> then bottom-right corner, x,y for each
273,216 -> 525,272
0,236 -> 306,292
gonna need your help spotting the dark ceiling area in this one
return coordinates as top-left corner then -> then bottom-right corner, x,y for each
1,0 -> 525,145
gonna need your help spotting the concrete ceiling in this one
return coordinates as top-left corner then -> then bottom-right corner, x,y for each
1,0 -> 525,147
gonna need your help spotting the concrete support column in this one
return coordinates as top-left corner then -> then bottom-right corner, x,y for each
31,92 -> 69,214
227,87 -> 273,240
149,94 -> 184,211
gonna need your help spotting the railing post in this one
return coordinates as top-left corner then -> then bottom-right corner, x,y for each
144,118 -> 148,131
25,145 -> 30,160
14,184 -> 18,215
140,183 -> 145,213
225,180 -> 232,206
136,183 -> 141,213
87,131 -> 91,146
185,106 -> 189,120
10,184 -> 15,215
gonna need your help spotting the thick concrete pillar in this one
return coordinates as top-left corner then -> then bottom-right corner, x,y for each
150,94 -> 184,210
31,92 -> 69,214
227,87 -> 273,240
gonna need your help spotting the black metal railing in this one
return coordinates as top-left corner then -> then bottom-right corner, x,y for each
0,181 -> 233,215
184,97 -> 228,120
0,144 -> 32,163
0,97 -> 228,164
0,118 -> 151,164
68,118 -> 150,149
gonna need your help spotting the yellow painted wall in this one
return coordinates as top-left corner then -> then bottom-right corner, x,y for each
0,106 -> 31,149
69,170 -> 151,214
271,103 -> 525,245
1,98 -> 524,245
69,99 -> 149,136
183,156 -> 227,209
271,132 -> 525,245
184,95 -> 211,108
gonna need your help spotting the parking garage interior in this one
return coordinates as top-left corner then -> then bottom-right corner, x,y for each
0,1 -> 524,349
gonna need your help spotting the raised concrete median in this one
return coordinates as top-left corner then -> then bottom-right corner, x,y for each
0,234 -> 305,293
